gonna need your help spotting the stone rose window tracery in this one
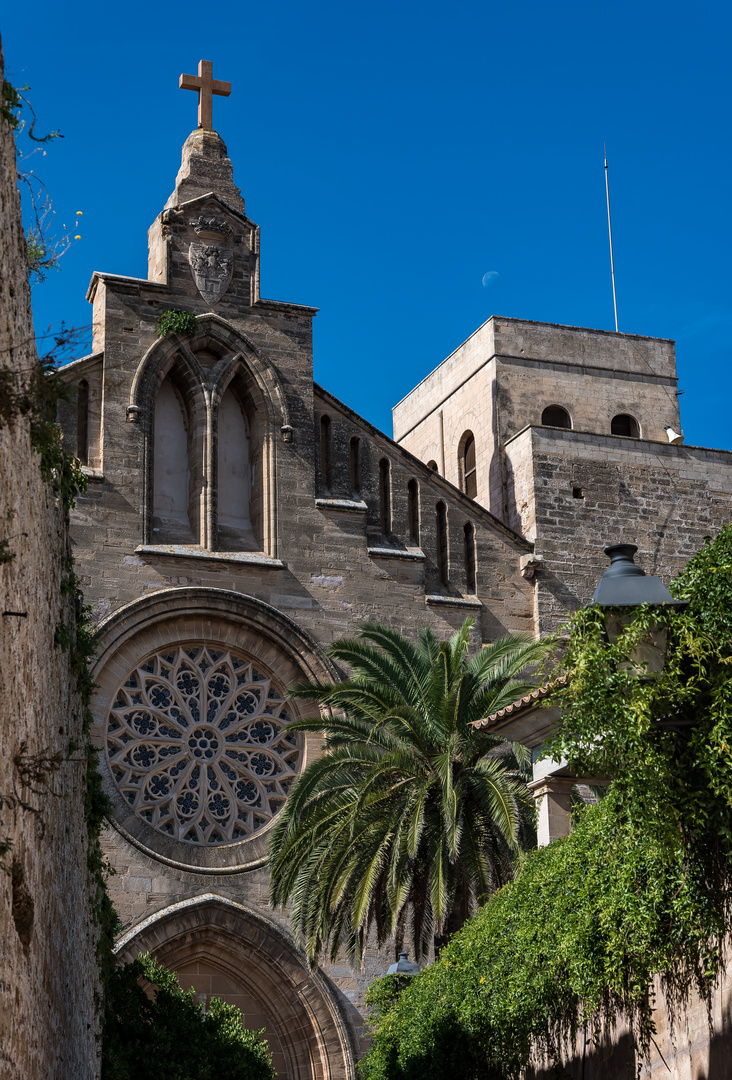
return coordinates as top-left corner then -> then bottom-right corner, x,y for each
105,646 -> 301,844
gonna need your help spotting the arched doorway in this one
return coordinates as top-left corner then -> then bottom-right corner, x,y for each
115,895 -> 356,1080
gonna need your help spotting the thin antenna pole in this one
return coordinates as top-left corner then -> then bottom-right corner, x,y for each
604,143 -> 619,332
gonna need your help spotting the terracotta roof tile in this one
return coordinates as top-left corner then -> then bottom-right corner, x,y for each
471,676 -> 567,730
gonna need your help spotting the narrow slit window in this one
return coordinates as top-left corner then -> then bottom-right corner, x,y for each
407,479 -> 420,546
464,521 -> 476,594
320,415 -> 332,492
460,431 -> 477,499
436,501 -> 449,587
76,380 -> 89,466
379,458 -> 392,536
349,436 -> 361,494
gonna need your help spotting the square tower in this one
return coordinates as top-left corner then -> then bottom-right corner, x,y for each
393,316 -> 681,522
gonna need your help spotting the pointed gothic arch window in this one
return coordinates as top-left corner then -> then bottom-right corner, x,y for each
217,387 -> 253,549
153,376 -> 193,542
137,322 -> 286,555
459,431 -> 477,498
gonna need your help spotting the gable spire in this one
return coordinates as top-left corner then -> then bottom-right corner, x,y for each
179,60 -> 231,131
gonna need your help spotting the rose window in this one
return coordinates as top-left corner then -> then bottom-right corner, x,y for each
105,646 -> 301,844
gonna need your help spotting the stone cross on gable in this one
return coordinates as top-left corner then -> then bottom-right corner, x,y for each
179,60 -> 231,131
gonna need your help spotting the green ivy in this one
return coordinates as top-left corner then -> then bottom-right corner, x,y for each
359,525 -> 732,1080
54,561 -> 120,986
1,79 -> 24,129
0,354 -> 87,512
156,308 -> 198,339
102,952 -> 276,1080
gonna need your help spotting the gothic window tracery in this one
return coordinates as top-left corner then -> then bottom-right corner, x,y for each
105,645 -> 301,845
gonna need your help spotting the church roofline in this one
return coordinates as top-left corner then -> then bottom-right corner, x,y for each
86,272 -> 169,302
256,297 -> 319,316
313,381 -> 533,551
504,422 -> 732,459
85,271 -> 318,315
58,351 -> 103,375
392,314 -> 676,411
172,191 -> 253,223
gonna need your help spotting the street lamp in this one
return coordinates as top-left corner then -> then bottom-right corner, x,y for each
386,952 -> 421,976
592,544 -> 687,677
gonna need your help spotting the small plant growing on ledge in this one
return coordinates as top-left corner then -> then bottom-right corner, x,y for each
156,308 -> 198,339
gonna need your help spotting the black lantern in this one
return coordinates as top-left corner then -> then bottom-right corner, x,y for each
592,544 -> 687,676
386,952 -> 420,976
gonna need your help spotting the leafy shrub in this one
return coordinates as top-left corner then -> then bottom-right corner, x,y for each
156,309 -> 198,339
102,953 -> 276,1080
359,524 -> 732,1080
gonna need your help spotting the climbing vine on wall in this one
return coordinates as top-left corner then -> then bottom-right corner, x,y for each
359,525 -> 732,1080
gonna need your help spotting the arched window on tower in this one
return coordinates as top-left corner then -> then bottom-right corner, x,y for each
427,460 -> 438,472
407,479 -> 420,546
320,415 -> 332,493
76,380 -> 89,466
153,377 -> 192,542
349,436 -> 361,494
217,387 -> 253,549
464,521 -> 476,594
611,413 -> 640,438
541,405 -> 572,429
459,431 -> 477,499
379,458 -> 392,537
436,501 -> 449,587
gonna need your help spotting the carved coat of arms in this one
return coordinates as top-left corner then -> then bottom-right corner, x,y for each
188,216 -> 234,306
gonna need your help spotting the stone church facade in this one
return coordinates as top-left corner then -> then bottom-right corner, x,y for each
57,117 -> 732,1078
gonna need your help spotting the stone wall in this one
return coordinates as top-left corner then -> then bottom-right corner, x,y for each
529,962 -> 732,1079
504,425 -> 732,633
0,42 -> 100,1080
53,124 -> 545,1077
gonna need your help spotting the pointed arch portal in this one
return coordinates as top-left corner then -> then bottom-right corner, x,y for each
115,895 -> 356,1080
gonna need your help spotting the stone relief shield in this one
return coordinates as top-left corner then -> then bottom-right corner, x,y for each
189,241 -> 233,305
188,215 -> 234,305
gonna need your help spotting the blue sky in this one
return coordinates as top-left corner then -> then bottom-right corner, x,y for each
2,0 -> 731,449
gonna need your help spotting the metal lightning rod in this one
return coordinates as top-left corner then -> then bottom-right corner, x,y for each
604,143 -> 619,332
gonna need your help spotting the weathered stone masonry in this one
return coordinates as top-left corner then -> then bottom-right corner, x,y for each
57,126 -> 536,1080
55,112 -> 732,1080
0,42 -> 100,1080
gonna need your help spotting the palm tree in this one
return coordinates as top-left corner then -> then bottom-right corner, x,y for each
267,617 -> 550,966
